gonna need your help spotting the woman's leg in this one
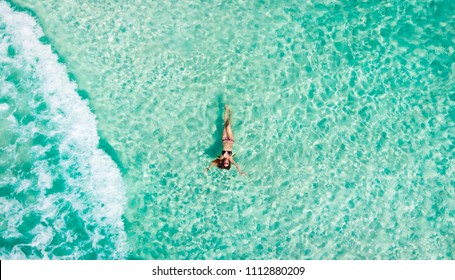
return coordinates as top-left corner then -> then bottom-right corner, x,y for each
222,105 -> 234,141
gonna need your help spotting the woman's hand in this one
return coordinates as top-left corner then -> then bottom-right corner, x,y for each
205,161 -> 217,173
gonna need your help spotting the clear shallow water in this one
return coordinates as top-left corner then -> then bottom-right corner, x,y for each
1,0 -> 454,259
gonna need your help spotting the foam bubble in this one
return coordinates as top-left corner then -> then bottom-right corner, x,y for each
0,198 -> 23,238
0,103 -> 9,111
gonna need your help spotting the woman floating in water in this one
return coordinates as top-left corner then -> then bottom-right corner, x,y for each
205,104 -> 246,175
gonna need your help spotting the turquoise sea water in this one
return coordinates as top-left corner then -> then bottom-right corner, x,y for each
0,0 -> 454,259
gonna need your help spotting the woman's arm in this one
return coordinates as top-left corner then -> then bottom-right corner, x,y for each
231,159 -> 247,176
204,161 -> 217,172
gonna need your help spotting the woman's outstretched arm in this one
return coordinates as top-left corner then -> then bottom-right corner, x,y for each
204,161 -> 217,172
232,159 -> 247,176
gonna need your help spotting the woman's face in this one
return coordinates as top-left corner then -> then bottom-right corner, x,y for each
223,159 -> 229,167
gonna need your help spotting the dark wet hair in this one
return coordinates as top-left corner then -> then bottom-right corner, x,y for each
217,158 -> 231,170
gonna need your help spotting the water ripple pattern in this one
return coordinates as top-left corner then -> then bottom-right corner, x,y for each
5,0 -> 455,259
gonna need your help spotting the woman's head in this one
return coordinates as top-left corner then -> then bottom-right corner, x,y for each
218,158 -> 231,170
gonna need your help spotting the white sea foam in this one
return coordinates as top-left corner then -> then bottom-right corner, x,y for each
0,103 -> 9,111
0,1 -> 128,259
